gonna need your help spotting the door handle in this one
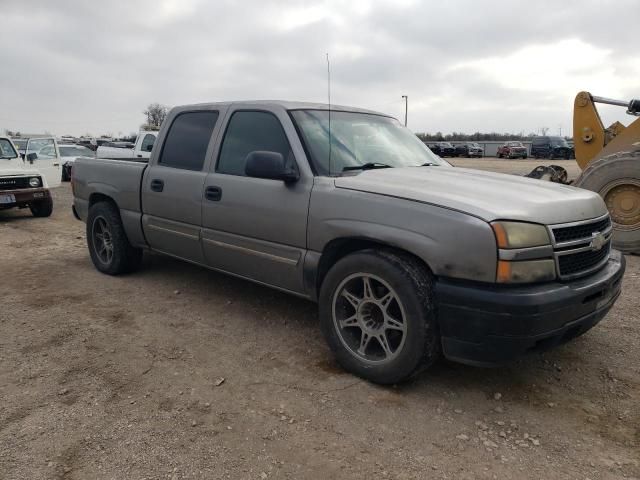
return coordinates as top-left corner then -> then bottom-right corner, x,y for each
137,154 -> 142,158
205,186 -> 222,201
150,179 -> 164,192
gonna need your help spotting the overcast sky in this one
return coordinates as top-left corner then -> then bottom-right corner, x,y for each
1,0 -> 638,137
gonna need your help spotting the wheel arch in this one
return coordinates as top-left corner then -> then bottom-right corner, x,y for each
311,236 -> 433,301
89,192 -> 119,209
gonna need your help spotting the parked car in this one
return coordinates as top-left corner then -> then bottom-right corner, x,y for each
531,136 -> 573,159
72,101 -> 624,385
0,137 -> 54,217
455,142 -> 484,157
59,144 -> 96,181
96,131 -> 157,160
497,141 -> 528,159
11,138 -> 28,156
428,142 -> 456,157
566,139 -> 576,159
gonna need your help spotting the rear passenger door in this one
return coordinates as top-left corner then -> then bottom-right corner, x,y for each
141,109 -> 224,263
201,107 -> 313,294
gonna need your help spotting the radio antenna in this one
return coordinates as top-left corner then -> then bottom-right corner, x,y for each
326,52 -> 332,175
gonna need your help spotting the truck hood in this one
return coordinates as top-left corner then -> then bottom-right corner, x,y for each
0,167 -> 40,177
334,166 -> 607,225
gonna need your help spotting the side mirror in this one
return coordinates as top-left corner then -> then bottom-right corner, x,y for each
145,144 -> 153,152
245,151 -> 298,183
26,152 -> 37,164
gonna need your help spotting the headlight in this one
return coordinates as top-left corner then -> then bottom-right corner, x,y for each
492,221 -> 555,283
29,177 -> 40,187
497,259 -> 556,283
491,221 -> 550,249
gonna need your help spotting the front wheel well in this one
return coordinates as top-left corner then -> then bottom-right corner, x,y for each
315,238 -> 431,296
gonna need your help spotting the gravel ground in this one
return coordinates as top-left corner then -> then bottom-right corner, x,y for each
1,159 -> 638,480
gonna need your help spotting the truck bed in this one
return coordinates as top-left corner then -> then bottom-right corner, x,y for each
72,158 -> 148,248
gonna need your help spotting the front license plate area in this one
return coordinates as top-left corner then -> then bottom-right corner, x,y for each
0,194 -> 16,204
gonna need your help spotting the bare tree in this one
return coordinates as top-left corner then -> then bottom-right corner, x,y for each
143,103 -> 169,129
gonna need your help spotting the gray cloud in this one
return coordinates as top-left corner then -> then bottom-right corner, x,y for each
0,0 -> 637,136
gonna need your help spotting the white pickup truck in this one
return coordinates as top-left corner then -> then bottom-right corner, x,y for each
0,137 -> 55,216
96,131 -> 157,160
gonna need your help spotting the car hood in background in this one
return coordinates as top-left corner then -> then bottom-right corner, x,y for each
334,167 -> 607,225
0,168 -> 42,177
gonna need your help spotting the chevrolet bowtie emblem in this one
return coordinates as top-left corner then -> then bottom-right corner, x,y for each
590,232 -> 606,251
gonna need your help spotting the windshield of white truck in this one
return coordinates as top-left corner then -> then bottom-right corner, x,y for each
0,139 -> 18,159
290,110 -> 446,175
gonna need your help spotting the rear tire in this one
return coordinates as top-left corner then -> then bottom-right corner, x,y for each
30,198 -> 53,217
87,201 -> 143,275
574,151 -> 640,254
319,249 -> 440,384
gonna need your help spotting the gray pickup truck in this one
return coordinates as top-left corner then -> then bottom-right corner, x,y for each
72,101 -> 625,384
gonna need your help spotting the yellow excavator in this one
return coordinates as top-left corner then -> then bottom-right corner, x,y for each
530,91 -> 640,253
572,92 -> 640,254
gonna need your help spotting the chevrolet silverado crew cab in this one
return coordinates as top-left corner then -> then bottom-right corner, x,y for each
0,136 -> 53,216
72,101 -> 625,384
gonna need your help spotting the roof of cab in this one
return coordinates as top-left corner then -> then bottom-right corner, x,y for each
170,100 -> 393,117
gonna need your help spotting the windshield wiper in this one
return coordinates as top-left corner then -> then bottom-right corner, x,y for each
342,162 -> 393,172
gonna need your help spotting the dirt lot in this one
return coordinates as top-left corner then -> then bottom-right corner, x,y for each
1,159 -> 638,480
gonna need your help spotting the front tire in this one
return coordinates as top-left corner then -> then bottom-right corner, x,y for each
30,198 -> 53,217
319,249 -> 439,384
87,201 -> 143,275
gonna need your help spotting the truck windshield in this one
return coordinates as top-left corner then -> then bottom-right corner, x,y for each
0,139 -> 18,159
290,110 -> 445,175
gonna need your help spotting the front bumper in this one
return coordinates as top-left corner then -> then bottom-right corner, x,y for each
435,250 -> 625,366
0,188 -> 50,209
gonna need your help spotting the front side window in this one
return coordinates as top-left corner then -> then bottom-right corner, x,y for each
0,139 -> 18,158
217,111 -> 293,176
159,111 -> 219,171
27,138 -> 57,160
140,134 -> 155,152
290,110 -> 446,175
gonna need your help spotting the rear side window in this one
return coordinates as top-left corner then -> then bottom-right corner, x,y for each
217,111 -> 292,176
159,111 -> 218,171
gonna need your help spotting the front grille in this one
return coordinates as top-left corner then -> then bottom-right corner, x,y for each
0,176 -> 33,191
551,215 -> 612,280
558,242 -> 611,277
552,217 -> 611,243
